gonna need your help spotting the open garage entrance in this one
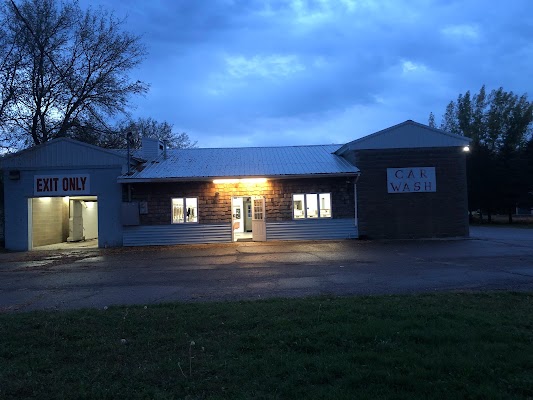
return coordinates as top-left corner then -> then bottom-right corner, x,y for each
29,196 -> 98,250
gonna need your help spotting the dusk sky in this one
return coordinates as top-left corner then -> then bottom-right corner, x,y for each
78,0 -> 532,148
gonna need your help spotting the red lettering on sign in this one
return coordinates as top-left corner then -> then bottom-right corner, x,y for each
37,175 -> 88,194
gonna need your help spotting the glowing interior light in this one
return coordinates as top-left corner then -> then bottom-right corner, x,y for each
463,146 -> 470,152
213,179 -> 240,184
40,197 -> 52,202
241,178 -> 267,184
213,178 -> 267,184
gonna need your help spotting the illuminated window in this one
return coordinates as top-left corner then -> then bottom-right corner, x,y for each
293,194 -> 305,219
172,197 -> 198,223
253,198 -> 263,220
292,193 -> 331,219
319,193 -> 331,218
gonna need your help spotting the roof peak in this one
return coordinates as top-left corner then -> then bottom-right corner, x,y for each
336,119 -> 471,154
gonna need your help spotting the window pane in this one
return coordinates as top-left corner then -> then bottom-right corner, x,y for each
253,198 -> 263,220
306,194 -> 318,218
319,193 -> 331,218
293,194 -> 305,219
172,198 -> 184,223
185,198 -> 198,222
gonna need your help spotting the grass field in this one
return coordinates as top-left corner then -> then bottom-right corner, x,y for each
1,293 -> 533,399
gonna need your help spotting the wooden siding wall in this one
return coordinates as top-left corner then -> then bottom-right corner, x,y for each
130,177 -> 356,225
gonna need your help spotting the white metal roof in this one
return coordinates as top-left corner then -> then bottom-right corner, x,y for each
118,144 -> 359,182
335,120 -> 471,155
0,137 -> 126,169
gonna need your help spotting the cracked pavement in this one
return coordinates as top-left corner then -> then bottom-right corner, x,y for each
0,226 -> 532,312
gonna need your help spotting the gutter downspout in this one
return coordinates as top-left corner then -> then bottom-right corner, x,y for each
126,131 -> 132,202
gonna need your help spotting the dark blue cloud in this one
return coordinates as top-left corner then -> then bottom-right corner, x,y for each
78,0 -> 533,147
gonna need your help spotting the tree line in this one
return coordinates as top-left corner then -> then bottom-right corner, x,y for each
0,0 -> 195,151
430,85 -> 533,222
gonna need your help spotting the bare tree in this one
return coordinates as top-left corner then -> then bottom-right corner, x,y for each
97,117 -> 197,149
0,0 -> 148,149
0,21 -> 22,149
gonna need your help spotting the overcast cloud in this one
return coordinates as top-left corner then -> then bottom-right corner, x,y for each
79,0 -> 533,148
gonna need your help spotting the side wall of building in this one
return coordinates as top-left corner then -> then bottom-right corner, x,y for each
123,177 -> 358,245
3,167 -> 123,250
343,147 -> 469,239
130,177 -> 356,224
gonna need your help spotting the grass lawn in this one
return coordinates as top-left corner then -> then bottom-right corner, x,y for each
1,293 -> 533,399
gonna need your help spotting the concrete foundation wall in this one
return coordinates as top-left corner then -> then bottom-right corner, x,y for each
344,147 -> 469,239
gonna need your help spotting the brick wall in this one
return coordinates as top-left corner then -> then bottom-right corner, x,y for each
32,197 -> 68,247
130,177 -> 355,225
344,147 -> 469,239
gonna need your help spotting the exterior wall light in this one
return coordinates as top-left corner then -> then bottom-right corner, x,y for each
463,146 -> 470,152
213,178 -> 267,184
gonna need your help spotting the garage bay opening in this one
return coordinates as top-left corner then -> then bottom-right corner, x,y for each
29,196 -> 98,249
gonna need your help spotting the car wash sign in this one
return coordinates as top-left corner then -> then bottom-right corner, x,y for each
34,174 -> 90,196
387,167 -> 436,193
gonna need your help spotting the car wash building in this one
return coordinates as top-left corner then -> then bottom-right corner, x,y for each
0,139 -> 127,251
0,120 -> 471,251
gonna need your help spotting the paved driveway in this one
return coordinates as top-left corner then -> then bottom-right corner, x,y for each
1,226 -> 533,312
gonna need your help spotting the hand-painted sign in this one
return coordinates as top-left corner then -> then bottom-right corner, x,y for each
34,174 -> 90,196
387,167 -> 436,193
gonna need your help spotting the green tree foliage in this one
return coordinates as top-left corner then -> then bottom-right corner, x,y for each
0,0 -> 148,150
435,85 -> 533,222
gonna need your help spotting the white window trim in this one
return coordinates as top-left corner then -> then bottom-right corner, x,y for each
292,193 -> 332,220
171,197 -> 199,224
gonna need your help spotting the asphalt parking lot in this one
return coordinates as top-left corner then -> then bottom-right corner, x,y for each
1,226 -> 533,312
